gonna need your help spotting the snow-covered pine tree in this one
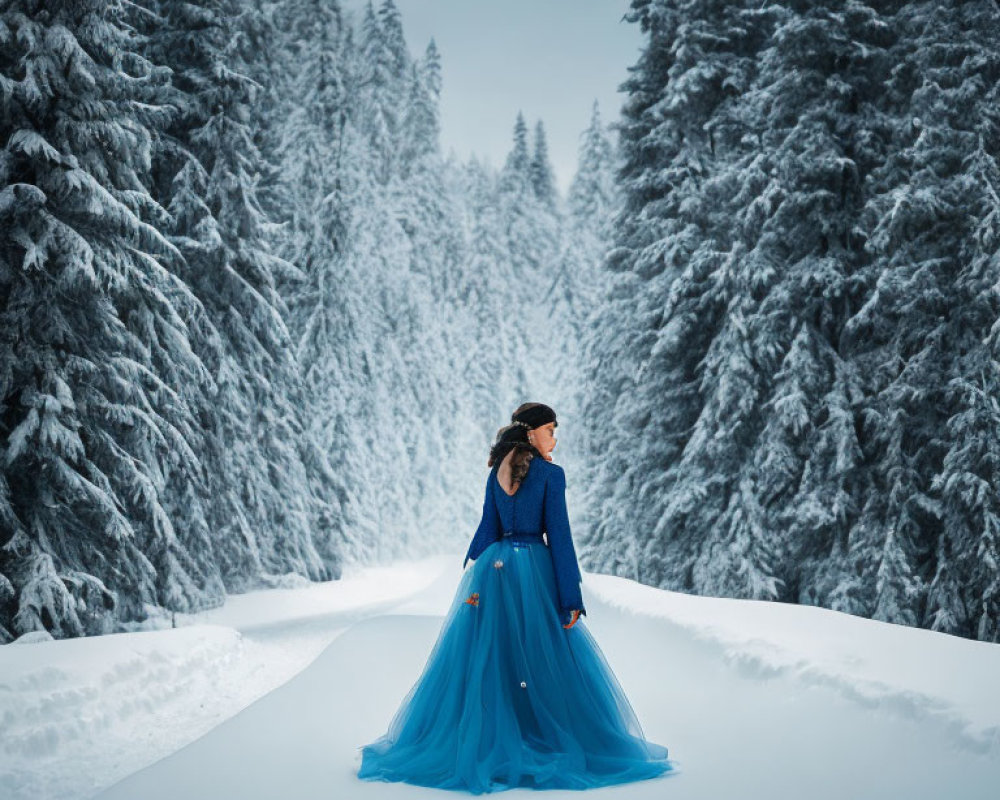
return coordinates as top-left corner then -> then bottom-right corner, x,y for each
592,0 -> 1000,641
390,38 -> 493,535
265,0 -> 360,567
838,0 -> 1000,631
587,0 -> 755,592
310,122 -> 402,564
355,0 -> 410,184
564,102 -> 620,323
496,112 -> 563,396
500,112 -> 533,199
241,0 -> 307,226
0,0 -> 210,639
269,0 -> 350,289
142,0 -> 334,589
530,120 -> 558,207
922,2 -> 1000,640
561,105 -> 619,342
396,38 -> 463,299
559,102 -> 622,566
456,157 -> 527,405
377,0 -> 409,97
276,3 -> 484,562
722,0 -> 891,610
568,102 -> 618,239
399,40 -> 442,177
577,12 -> 679,576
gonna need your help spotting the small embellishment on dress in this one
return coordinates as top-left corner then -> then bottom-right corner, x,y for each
464,592 -> 479,606
520,681 -> 527,688
493,559 -> 504,568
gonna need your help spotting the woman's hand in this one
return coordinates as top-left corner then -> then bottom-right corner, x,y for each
562,609 -> 581,629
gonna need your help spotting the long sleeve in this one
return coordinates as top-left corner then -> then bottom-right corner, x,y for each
543,465 -> 586,622
463,472 -> 500,569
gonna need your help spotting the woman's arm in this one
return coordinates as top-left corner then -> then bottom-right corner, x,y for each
543,465 -> 587,623
463,472 -> 500,569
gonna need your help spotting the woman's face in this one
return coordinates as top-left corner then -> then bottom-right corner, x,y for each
529,422 -> 557,461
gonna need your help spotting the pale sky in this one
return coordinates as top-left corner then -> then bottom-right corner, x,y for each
342,0 -> 643,194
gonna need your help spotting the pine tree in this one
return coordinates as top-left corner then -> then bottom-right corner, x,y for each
925,70 -> 1000,640
267,0 -> 357,570
590,0 -> 753,593
787,356 -> 865,612
500,112 -> 532,196
357,0 -> 410,183
144,0 -> 334,588
0,0 -> 208,639
840,0 -> 1000,630
399,40 -> 442,175
456,158 -> 525,398
568,101 -> 618,236
530,120 -> 558,207
589,0 -> 1000,641
377,0 -> 408,82
562,103 -> 621,556
495,112 -> 563,396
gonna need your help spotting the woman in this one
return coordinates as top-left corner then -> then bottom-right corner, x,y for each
357,402 -> 677,793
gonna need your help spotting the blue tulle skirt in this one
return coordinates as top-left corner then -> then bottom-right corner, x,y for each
357,537 -> 678,793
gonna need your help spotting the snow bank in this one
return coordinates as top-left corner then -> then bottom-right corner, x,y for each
0,557 -> 440,800
585,572 -> 1000,752
0,625 -> 248,799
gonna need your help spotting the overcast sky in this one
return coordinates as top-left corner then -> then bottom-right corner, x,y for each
342,0 -> 643,194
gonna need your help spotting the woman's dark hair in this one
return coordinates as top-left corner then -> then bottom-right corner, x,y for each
487,402 -> 557,487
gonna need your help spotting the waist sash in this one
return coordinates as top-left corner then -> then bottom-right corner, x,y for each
501,531 -> 544,545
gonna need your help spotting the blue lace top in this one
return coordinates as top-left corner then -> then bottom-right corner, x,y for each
463,457 -> 587,621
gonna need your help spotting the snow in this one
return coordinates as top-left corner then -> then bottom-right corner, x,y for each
2,556 -> 998,800
0,560 -> 436,800
586,574 -> 1000,751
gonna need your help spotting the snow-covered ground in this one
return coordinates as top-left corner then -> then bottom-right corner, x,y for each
0,560 -> 437,800
2,555 -> 998,799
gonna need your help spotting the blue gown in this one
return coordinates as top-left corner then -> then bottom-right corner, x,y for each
357,456 -> 677,793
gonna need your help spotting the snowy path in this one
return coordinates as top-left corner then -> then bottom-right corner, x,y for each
90,563 -> 1000,800
0,561 -> 438,800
